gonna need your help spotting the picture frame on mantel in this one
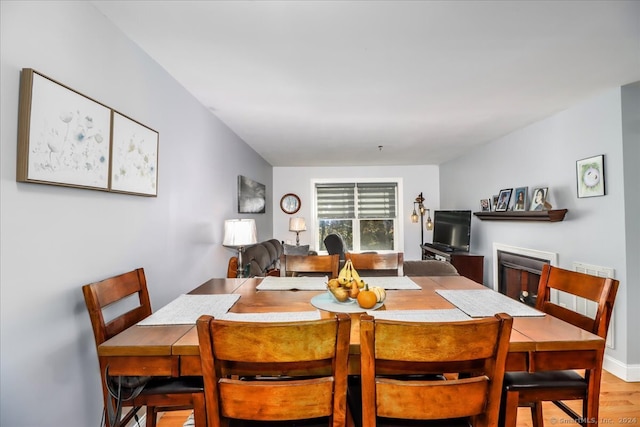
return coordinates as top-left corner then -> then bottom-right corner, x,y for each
576,154 -> 605,198
16,68 -> 112,190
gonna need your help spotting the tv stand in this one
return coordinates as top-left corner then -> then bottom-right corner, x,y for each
421,245 -> 484,284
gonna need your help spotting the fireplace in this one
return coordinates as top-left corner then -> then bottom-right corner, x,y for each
492,244 -> 558,307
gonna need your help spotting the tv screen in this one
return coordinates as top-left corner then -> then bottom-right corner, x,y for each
431,210 -> 471,252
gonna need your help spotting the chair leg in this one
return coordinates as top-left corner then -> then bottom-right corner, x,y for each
531,402 -> 543,427
192,393 -> 207,427
502,390 -> 519,427
146,406 -> 157,427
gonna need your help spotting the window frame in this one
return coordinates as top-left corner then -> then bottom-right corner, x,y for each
311,178 -> 404,254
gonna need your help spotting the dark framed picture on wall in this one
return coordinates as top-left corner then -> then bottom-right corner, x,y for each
576,154 -> 605,198
238,175 -> 266,213
496,188 -> 512,212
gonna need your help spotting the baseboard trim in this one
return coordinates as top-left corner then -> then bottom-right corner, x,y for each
604,355 -> 640,382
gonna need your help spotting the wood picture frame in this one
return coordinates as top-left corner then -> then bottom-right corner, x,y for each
110,111 -> 159,196
496,188 -> 512,212
17,68 -> 112,190
576,154 -> 605,198
238,175 -> 266,213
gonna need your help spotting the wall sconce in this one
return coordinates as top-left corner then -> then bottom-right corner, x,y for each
411,192 -> 431,245
223,219 -> 257,278
426,209 -> 433,230
289,217 -> 306,246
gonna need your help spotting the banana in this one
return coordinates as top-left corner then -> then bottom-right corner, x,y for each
350,262 -> 361,283
338,262 -> 349,281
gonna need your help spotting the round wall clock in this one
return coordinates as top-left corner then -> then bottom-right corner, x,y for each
280,193 -> 301,214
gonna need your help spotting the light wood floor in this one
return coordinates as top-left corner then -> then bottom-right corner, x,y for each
156,371 -> 640,427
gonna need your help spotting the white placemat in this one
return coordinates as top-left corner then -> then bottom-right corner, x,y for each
361,276 -> 421,290
436,289 -> 545,317
215,310 -> 322,322
138,294 -> 241,325
365,309 -> 471,322
257,276 -> 329,291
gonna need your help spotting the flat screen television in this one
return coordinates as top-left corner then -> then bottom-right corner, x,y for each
430,210 -> 471,252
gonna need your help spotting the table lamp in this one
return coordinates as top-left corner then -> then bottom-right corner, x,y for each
223,219 -> 257,278
289,217 -> 306,246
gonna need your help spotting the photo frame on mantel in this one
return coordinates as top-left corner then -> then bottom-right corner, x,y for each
16,68 -> 112,190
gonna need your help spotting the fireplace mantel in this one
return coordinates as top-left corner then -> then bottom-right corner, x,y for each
474,209 -> 567,222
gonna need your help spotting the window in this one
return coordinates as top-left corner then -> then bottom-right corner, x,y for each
315,181 -> 398,252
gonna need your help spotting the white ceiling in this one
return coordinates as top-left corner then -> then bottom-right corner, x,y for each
92,1 -> 640,167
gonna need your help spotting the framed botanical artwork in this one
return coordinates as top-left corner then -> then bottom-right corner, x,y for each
480,198 -> 491,212
530,187 -> 549,211
576,155 -> 605,198
513,187 -> 528,211
238,175 -> 266,213
496,189 -> 512,212
16,68 -> 112,190
110,112 -> 159,196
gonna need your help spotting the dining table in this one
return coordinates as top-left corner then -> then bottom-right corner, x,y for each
98,274 -> 605,398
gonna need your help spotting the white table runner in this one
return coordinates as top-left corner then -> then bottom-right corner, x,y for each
365,308 -> 471,322
215,310 -> 322,322
256,276 -> 329,291
361,276 -> 421,290
436,289 -> 545,317
137,294 -> 241,325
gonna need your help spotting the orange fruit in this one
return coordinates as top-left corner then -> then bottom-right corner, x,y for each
357,289 -> 377,309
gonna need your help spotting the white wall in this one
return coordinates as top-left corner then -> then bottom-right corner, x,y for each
273,165 -> 440,260
440,87 -> 638,380
0,2 -> 272,426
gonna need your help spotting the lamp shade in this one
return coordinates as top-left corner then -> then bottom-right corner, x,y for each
223,219 -> 257,248
289,217 -> 306,232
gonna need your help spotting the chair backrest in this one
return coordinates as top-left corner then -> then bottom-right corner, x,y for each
196,313 -> 351,426
345,252 -> 404,276
279,254 -> 339,278
535,264 -> 619,338
82,268 -> 152,347
324,233 -> 347,260
403,259 -> 459,277
360,313 -> 513,427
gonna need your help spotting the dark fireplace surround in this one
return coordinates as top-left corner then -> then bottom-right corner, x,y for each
497,250 -> 550,307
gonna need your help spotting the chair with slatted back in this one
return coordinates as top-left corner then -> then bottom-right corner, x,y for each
357,312 -> 513,427
82,268 -> 205,427
501,264 -> 619,427
345,252 -> 404,276
280,253 -> 340,279
196,312 -> 351,427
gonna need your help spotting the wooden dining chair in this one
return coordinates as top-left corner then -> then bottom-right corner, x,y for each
279,253 -> 340,278
196,312 -> 352,427
501,264 -> 619,427
357,312 -> 513,427
82,268 -> 205,427
345,252 -> 404,276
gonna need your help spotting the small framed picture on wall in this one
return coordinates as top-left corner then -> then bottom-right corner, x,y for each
496,189 -> 512,212
513,187 -> 528,211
